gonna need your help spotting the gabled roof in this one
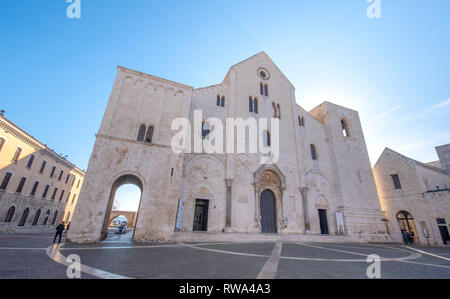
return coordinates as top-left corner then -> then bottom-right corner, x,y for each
223,52 -> 295,88
374,147 -> 445,174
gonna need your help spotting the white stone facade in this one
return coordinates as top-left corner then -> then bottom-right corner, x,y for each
373,146 -> 450,245
68,52 -> 389,243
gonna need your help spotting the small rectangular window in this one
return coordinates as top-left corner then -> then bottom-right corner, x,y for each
59,190 -> 65,201
30,181 -> 39,196
50,166 -> 56,178
391,174 -> 402,189
39,161 -> 47,173
16,177 -> 27,193
0,172 -> 12,190
42,185 -> 50,198
58,170 -> 64,181
26,155 -> 35,168
51,188 -> 58,200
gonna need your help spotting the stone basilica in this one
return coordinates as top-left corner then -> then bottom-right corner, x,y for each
68,52 -> 389,243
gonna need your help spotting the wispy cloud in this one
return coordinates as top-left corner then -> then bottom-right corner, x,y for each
373,104 -> 407,120
430,98 -> 450,110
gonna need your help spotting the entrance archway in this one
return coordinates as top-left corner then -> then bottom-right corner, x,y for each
396,211 -> 418,244
260,189 -> 277,233
101,174 -> 143,241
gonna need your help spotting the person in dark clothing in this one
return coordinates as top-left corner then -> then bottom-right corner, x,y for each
54,221 -> 65,244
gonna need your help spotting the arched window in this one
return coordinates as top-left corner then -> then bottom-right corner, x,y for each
260,83 -> 264,95
32,209 -> 41,226
0,137 -> 5,152
298,116 -> 305,127
51,211 -> 59,225
145,126 -> 154,143
264,84 -> 269,97
272,103 -> 277,117
249,96 -> 253,112
341,119 -> 350,137
221,96 -> 225,107
202,121 -> 211,139
4,206 -> 15,223
253,98 -> 258,114
276,104 -> 280,119
12,147 -> 22,162
137,125 -> 146,142
310,144 -> 318,160
18,208 -> 29,226
26,155 -> 35,168
43,210 -> 50,225
263,131 -> 271,147
396,211 -> 418,243
216,95 -> 221,106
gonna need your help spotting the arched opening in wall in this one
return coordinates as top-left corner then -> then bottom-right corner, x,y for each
397,211 -> 419,244
110,215 -> 129,227
101,175 -> 143,242
341,119 -> 350,137
18,208 -> 29,227
43,210 -> 50,225
4,206 -> 15,223
260,189 -> 277,233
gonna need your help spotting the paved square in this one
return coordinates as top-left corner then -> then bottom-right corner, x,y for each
0,233 -> 449,279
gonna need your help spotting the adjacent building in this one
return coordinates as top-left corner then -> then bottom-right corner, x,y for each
373,145 -> 450,245
0,115 -> 85,233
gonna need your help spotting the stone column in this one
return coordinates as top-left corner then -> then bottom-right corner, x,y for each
300,187 -> 310,233
224,178 -> 234,232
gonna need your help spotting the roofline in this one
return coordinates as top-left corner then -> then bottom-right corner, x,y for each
117,66 -> 193,90
0,114 -> 85,175
374,147 -> 446,174
224,51 -> 296,89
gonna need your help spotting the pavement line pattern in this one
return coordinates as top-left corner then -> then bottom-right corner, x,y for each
402,246 -> 450,262
257,242 -> 283,279
46,244 -> 132,279
177,242 -> 270,258
394,259 -> 450,269
0,247 -> 47,250
284,243 -> 421,262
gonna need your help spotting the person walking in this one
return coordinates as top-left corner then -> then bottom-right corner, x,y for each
53,221 -> 65,244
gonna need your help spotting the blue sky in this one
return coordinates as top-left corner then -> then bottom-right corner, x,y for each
1,1 -> 449,210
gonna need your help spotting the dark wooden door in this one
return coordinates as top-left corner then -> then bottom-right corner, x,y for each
193,199 -> 209,231
260,189 -> 277,233
318,209 -> 329,235
438,226 -> 450,245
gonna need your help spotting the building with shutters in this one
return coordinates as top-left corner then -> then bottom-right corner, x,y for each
0,114 -> 85,233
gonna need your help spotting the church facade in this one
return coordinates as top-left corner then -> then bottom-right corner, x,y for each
68,52 -> 389,243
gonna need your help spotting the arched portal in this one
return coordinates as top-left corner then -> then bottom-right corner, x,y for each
110,215 -> 128,226
260,189 -> 277,233
101,174 -> 143,241
396,211 -> 418,244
